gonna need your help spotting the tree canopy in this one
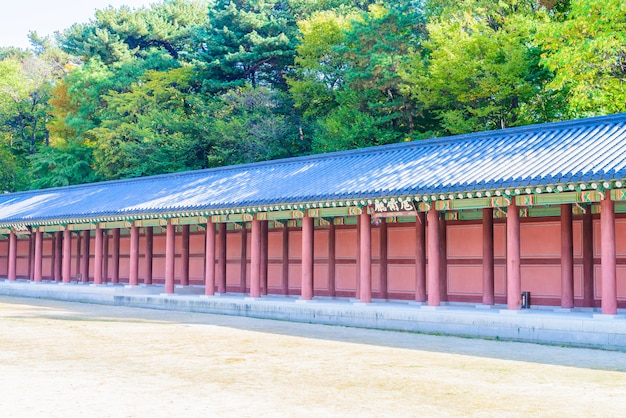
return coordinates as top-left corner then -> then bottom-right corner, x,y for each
0,0 -> 620,191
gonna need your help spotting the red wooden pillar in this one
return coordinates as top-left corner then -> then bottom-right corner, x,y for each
301,215 -> 314,300
3,236 -> 8,278
54,231 -> 62,281
439,217 -> 448,302
111,229 -> 120,284
34,230 -> 43,282
561,204 -> 575,308
282,225 -> 289,295
144,227 -> 153,285
482,208 -> 495,305
181,225 -> 190,286
506,199 -> 522,310
261,221 -> 269,295
415,212 -> 427,302
356,215 -> 361,299
205,221 -> 216,296
49,232 -> 56,280
28,234 -> 34,280
239,227 -> 248,293
129,224 -> 139,286
600,196 -> 617,315
379,220 -> 388,300
8,232 -> 17,281
582,209 -> 594,307
102,232 -> 109,283
250,218 -> 262,298
217,223 -> 227,294
94,226 -> 103,285
328,223 -> 336,298
80,230 -> 90,282
75,233 -> 81,280
359,212 -> 372,303
165,222 -> 175,294
427,208 -> 441,306
62,230 -> 72,283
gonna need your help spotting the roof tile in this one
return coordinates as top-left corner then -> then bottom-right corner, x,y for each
1,113 -> 626,224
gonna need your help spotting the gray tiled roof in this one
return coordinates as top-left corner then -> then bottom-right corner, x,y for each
1,113 -> 626,225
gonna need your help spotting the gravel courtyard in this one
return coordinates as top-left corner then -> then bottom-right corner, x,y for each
0,295 -> 624,417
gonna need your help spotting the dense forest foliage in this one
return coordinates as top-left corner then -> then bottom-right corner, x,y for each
0,0 -> 624,191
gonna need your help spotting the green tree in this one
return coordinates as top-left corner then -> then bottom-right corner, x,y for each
0,53 -> 64,190
289,3 -> 425,152
287,8 -> 359,120
89,67 -> 210,180
538,0 -> 626,115
29,140 -> 99,189
0,57 -> 50,156
288,0 -> 380,19
401,0 -> 559,135
205,85 -> 306,166
58,0 -> 210,64
194,0 -> 299,92
336,2 -> 425,138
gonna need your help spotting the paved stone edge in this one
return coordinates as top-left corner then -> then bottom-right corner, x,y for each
0,282 -> 624,351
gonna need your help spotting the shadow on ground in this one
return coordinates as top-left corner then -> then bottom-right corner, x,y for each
2,295 -> 625,373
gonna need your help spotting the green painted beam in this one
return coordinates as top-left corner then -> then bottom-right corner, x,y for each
66,223 -> 97,231
259,210 -> 301,220
527,207 -> 561,218
442,197 -> 491,211
39,225 -> 66,232
531,191 -> 594,206
457,210 -> 483,221
616,202 -> 626,213
135,219 -> 165,227
98,221 -> 132,229
211,213 -> 253,223
170,216 -> 208,226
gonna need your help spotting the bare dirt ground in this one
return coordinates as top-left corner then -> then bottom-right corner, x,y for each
0,296 -> 625,417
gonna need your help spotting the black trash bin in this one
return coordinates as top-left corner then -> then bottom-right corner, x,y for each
521,291 -> 530,309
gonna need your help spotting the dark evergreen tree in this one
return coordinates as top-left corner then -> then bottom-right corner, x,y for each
194,0 -> 299,92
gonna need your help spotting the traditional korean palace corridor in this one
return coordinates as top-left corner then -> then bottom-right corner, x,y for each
1,113 -> 626,349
